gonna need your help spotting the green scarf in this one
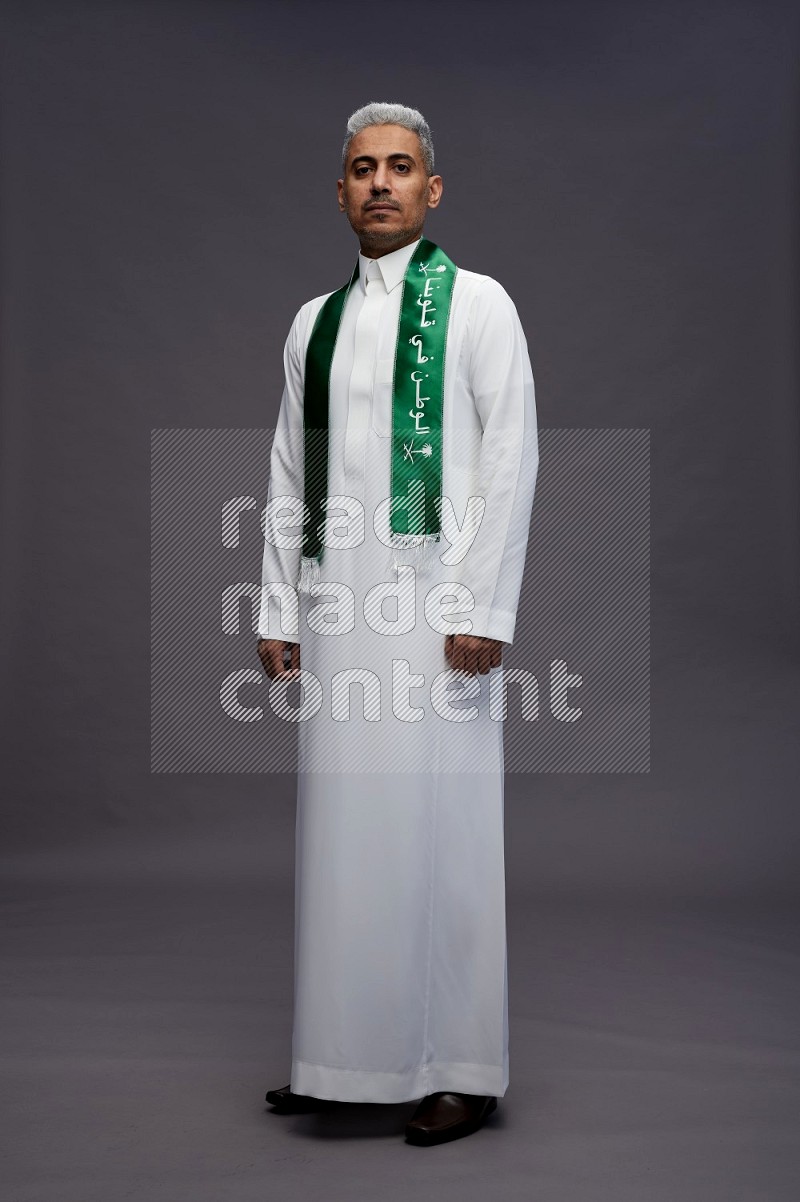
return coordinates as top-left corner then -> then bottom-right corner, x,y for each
298,237 -> 457,592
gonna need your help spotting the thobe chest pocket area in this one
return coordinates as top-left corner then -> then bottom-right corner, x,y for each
371,358 -> 394,438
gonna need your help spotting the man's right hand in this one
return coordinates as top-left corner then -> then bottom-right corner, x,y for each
257,639 -> 300,680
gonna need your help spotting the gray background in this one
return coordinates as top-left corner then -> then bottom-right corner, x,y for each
1,1 -> 799,1198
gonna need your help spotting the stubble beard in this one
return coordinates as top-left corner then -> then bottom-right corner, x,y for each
357,214 -> 424,255
347,185 -> 429,255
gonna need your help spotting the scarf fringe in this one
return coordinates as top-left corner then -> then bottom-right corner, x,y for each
299,534 -> 441,595
385,532 -> 442,576
297,555 -> 321,594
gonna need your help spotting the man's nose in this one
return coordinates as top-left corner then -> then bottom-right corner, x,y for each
371,165 -> 392,193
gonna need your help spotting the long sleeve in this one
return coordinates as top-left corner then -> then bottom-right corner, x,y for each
256,306 -> 308,643
455,277 -> 539,645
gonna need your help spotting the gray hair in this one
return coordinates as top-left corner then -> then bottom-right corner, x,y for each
342,102 -> 435,176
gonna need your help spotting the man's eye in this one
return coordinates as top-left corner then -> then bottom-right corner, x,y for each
395,164 -> 410,172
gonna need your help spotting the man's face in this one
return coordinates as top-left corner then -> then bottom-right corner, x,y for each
337,123 -> 443,255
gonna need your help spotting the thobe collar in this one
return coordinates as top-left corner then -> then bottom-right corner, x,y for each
357,236 -> 423,294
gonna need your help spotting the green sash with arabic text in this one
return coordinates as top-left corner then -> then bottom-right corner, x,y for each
298,237 -> 457,592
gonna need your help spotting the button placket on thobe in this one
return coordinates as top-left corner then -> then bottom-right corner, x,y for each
343,260 -> 386,497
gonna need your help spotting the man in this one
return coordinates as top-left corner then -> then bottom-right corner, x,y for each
257,102 -> 539,1146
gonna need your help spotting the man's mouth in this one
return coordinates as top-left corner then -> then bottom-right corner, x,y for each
366,204 -> 399,212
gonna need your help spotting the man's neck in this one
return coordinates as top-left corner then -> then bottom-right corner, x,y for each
358,230 -> 424,260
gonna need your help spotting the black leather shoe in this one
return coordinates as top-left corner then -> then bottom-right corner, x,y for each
265,1083 -> 336,1112
405,1091 -> 497,1145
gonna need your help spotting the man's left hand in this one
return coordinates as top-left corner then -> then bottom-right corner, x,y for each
444,633 -> 504,677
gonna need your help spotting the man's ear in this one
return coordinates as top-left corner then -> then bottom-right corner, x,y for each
427,175 -> 443,210
337,179 -> 345,212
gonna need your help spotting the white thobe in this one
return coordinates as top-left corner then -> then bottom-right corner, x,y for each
258,237 -> 539,1102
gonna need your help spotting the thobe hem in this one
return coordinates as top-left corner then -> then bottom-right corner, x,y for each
290,1056 -> 509,1104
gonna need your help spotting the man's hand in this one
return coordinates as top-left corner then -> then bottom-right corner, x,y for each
257,638 -> 300,680
444,633 -> 503,677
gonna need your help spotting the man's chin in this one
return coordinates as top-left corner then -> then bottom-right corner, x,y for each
357,223 -> 420,251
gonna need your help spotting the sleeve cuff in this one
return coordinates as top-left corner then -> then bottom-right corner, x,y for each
458,603 -> 517,645
257,586 -> 300,642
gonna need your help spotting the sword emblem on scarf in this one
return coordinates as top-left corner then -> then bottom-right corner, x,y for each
403,440 -> 434,462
